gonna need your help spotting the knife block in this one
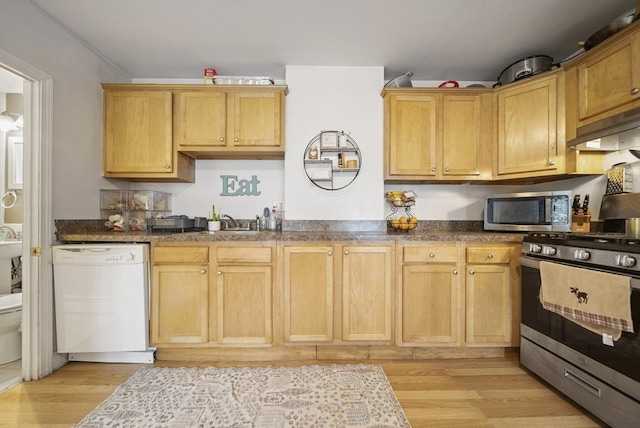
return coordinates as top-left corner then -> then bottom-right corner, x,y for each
572,213 -> 591,233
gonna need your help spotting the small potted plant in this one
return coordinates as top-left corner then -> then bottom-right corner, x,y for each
208,204 -> 221,231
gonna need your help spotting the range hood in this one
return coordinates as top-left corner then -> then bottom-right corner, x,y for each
567,107 -> 640,151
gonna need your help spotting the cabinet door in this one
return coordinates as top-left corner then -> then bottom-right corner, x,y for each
400,264 -> 462,346
103,91 -> 173,173
386,94 -> 437,178
176,91 -> 227,148
465,264 -> 511,346
495,75 -> 558,176
217,265 -> 272,344
151,264 -> 209,344
282,246 -> 334,342
342,245 -> 393,341
578,30 -> 640,123
230,91 -> 282,148
441,93 -> 492,179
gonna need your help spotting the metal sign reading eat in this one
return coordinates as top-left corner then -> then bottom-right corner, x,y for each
220,175 -> 261,196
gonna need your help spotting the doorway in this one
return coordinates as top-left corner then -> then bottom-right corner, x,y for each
0,67 -> 25,392
0,51 -> 56,391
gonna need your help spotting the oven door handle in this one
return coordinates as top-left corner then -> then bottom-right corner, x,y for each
520,256 -> 640,290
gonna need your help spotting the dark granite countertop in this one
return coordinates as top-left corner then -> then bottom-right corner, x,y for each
55,220 -> 525,243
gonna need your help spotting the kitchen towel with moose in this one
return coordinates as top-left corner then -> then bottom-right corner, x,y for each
539,261 -> 633,340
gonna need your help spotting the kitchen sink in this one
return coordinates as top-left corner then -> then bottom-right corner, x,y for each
178,230 -> 260,236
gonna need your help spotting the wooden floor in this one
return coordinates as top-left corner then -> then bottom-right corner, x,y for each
0,355 -> 605,427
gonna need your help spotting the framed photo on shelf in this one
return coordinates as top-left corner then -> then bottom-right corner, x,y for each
320,131 -> 339,148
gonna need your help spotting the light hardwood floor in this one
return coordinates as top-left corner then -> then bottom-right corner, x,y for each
0,355 -> 604,427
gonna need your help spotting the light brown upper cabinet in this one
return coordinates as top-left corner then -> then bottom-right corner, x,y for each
575,22 -> 640,126
382,88 -> 493,182
102,84 -> 287,182
494,71 -> 563,179
176,86 -> 287,159
102,86 -> 195,182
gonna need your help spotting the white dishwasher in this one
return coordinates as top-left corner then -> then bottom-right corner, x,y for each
53,244 -> 155,363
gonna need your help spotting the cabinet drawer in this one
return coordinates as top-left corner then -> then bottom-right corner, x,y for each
403,245 -> 458,263
466,246 -> 511,264
216,246 -> 273,264
153,246 -> 209,264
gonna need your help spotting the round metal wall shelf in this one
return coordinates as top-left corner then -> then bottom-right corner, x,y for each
303,131 -> 362,191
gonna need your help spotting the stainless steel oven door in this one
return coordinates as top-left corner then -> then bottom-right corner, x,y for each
520,256 -> 640,387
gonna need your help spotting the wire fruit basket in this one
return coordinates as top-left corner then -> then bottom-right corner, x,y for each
388,218 -> 418,231
386,190 -> 418,231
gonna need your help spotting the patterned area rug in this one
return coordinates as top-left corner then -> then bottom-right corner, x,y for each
76,364 -> 410,427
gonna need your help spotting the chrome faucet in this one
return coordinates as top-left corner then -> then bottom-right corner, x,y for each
222,214 -> 239,228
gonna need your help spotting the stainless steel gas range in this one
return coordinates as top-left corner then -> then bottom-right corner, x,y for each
520,232 -> 640,427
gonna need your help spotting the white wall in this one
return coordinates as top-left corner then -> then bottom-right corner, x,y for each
0,0 -> 130,220
284,66 -> 384,220
136,159 -> 285,220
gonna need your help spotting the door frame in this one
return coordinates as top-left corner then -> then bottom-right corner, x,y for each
1,49 -> 58,380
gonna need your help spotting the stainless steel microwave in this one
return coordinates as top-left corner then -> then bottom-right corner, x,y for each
484,191 -> 572,232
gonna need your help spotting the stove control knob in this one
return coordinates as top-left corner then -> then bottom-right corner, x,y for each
615,254 -> 637,268
574,249 -> 591,260
528,244 -> 542,253
541,246 -> 556,256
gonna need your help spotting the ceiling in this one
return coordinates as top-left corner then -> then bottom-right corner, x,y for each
28,0 -> 639,83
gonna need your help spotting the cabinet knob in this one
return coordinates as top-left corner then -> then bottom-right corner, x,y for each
200,269 -> 207,274
327,250 -> 333,256
445,167 -> 450,172
234,137 -> 239,142
548,160 -> 556,166
344,250 -> 349,255
452,269 -> 458,275
220,137 -> 225,142
488,253 -> 494,259
631,87 -> 639,95
469,270 -> 475,275
429,253 -> 435,258
217,271 -> 222,276
431,167 -> 436,172
165,164 -> 171,170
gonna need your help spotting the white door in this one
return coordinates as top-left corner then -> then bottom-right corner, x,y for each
1,51 -> 55,382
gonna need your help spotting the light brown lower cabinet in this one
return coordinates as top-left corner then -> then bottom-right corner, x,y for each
151,240 -> 519,357
465,244 -> 521,346
342,244 -> 394,342
281,243 -> 394,344
215,264 -> 272,345
213,245 -> 274,345
151,246 -> 210,344
397,243 -> 463,346
397,242 -> 521,348
150,243 -> 275,347
282,245 -> 334,342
